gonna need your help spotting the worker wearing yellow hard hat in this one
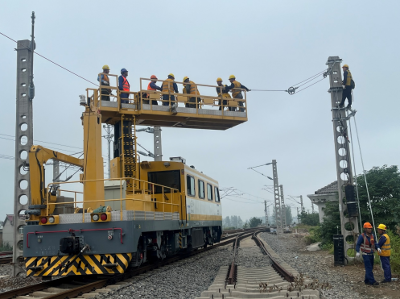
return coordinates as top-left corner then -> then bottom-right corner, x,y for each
182,76 -> 201,108
143,75 -> 161,106
224,75 -> 250,112
356,222 -> 379,286
161,73 -> 179,114
339,63 -> 355,109
376,224 -> 392,283
216,78 -> 231,111
97,65 -> 111,101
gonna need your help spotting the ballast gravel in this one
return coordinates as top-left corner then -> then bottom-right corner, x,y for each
260,232 -> 367,299
96,240 -> 270,299
0,264 -> 41,293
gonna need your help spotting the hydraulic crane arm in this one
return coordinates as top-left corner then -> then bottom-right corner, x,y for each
28,145 -> 84,218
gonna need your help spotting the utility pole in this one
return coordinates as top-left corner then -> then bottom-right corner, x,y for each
279,184 -> 286,228
12,12 -> 35,277
297,207 -> 300,223
326,56 -> 359,260
52,160 -> 60,196
271,160 -> 282,232
153,126 -> 162,161
264,200 -> 268,226
300,195 -> 304,212
102,124 -> 113,178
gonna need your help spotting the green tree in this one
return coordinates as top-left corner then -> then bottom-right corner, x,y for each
300,211 -> 320,226
243,221 -> 249,229
319,201 -> 341,245
249,217 -> 262,228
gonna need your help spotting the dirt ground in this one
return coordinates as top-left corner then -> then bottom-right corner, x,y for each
303,249 -> 400,299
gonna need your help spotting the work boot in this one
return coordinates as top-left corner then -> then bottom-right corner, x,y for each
381,279 -> 391,283
371,282 -> 379,287
346,105 -> 352,110
338,104 -> 344,109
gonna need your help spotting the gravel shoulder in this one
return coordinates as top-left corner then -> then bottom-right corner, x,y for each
260,232 -> 400,299
0,264 -> 41,293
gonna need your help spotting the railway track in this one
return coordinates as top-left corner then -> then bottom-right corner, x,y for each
0,228 -> 261,299
195,231 -> 320,299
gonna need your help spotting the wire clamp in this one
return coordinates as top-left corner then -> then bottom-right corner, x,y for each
287,87 -> 298,95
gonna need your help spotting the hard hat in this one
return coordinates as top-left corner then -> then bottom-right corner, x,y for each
229,75 -> 235,80
342,64 -> 349,68
102,65 -> 110,70
121,68 -> 128,73
150,75 -> 157,79
183,76 -> 189,82
168,73 -> 175,78
377,224 -> 387,230
216,77 -> 223,82
363,222 -> 373,229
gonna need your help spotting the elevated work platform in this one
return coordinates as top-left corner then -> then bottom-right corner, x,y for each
87,76 -> 248,130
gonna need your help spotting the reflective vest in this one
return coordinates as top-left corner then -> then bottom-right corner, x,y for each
189,81 -> 200,95
216,85 -> 231,98
360,233 -> 375,254
122,76 -> 130,91
147,82 -> 156,91
101,73 -> 110,85
345,70 -> 352,86
378,233 -> 391,257
232,80 -> 242,98
162,78 -> 175,93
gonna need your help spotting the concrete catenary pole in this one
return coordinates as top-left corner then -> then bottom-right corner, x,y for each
300,195 -> 304,212
326,56 -> 359,259
279,184 -> 286,228
12,12 -> 35,277
102,124 -> 114,178
272,160 -> 282,232
153,126 -> 162,161
264,200 -> 268,226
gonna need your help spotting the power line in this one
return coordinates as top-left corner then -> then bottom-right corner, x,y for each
0,31 -> 97,86
0,133 -> 82,150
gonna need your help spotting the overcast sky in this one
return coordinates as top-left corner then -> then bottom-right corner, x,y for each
1,1 -> 399,224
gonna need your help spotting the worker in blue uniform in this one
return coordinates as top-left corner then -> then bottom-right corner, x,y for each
118,68 -> 130,104
376,224 -> 392,283
224,75 -> 250,112
356,222 -> 379,286
339,64 -> 354,109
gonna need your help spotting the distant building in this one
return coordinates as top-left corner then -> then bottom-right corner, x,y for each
307,181 -> 338,223
2,215 -> 15,247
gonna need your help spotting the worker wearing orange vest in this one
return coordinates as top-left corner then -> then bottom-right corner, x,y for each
97,65 -> 111,101
183,76 -> 201,108
161,73 -> 179,114
376,224 -> 392,283
224,75 -> 250,112
143,75 -> 161,106
216,78 -> 231,111
356,222 -> 379,286
118,68 -> 130,104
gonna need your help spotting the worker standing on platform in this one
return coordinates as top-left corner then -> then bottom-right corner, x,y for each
216,78 -> 231,111
161,73 -> 178,114
356,222 -> 379,286
118,68 -> 130,104
183,76 -> 201,108
224,75 -> 250,112
339,64 -> 354,109
144,75 -> 161,105
377,224 -> 392,283
97,65 -> 111,101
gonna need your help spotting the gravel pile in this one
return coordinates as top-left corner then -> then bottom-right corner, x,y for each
0,264 -> 41,293
97,246 -> 234,299
260,232 -> 365,299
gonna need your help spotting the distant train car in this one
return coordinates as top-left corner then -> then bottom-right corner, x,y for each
24,150 -> 222,278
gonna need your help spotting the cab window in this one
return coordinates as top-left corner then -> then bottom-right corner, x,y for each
187,175 -> 195,197
214,187 -> 220,202
207,183 -> 213,201
148,170 -> 181,194
198,180 -> 205,199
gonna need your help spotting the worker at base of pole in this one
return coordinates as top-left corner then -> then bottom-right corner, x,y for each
356,222 -> 379,286
224,75 -> 250,112
161,73 -> 178,114
118,68 -> 130,104
339,64 -> 354,109
216,78 -> 232,111
143,75 -> 161,106
376,223 -> 392,283
98,65 -> 111,101
183,76 -> 201,109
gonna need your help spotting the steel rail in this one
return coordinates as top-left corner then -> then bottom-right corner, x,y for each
252,231 -> 294,282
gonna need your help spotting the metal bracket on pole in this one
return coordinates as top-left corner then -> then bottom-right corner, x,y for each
153,126 -> 162,161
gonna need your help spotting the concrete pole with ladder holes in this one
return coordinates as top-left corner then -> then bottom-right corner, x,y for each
272,160 -> 282,232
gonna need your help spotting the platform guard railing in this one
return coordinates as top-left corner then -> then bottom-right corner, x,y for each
45,177 -> 180,222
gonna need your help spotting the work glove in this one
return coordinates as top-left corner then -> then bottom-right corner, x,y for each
356,252 -> 361,257
378,248 -> 382,254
